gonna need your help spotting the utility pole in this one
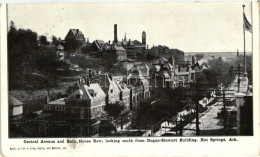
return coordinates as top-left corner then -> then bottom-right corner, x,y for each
195,88 -> 200,136
222,89 -> 227,135
179,119 -> 183,136
237,64 -> 241,93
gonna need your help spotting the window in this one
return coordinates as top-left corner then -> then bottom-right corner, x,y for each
191,73 -> 195,80
75,94 -> 81,99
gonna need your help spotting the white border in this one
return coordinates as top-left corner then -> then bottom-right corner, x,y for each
1,2 -> 259,157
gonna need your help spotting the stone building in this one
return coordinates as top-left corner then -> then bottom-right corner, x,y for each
107,45 -> 127,62
90,40 -> 109,53
36,82 -> 107,137
113,24 -> 146,60
127,70 -> 150,110
65,29 -> 86,44
175,61 -> 195,87
65,83 -> 106,136
149,45 -> 184,65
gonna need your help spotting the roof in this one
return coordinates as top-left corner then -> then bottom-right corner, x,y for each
35,111 -> 67,121
67,83 -> 106,101
149,65 -> 161,72
121,58 -> 134,62
114,81 -> 130,93
99,74 -> 121,95
48,98 -> 66,106
70,29 -> 85,39
118,40 -> 144,47
162,71 -> 170,78
111,45 -> 126,51
175,70 -> 190,76
57,44 -> 64,49
128,69 -> 149,86
9,96 -> 23,106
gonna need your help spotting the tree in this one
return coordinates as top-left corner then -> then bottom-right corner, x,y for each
8,23 -> 63,90
195,54 -> 204,60
146,52 -> 159,61
195,69 -> 218,88
52,36 -> 58,46
104,102 -> 126,120
9,21 -> 16,32
39,35 -> 49,46
100,53 -> 117,71
208,59 -> 234,87
64,38 -> 81,52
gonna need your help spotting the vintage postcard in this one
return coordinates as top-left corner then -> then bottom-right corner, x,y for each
1,2 -> 259,157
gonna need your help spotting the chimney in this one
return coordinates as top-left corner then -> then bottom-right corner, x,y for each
129,39 -> 131,42
46,89 -> 51,103
147,45 -> 149,49
114,24 -> 118,43
109,40 -> 110,45
77,29 -> 79,33
192,56 -> 195,65
86,78 -> 90,87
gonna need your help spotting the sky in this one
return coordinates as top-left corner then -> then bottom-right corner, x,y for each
7,2 -> 253,52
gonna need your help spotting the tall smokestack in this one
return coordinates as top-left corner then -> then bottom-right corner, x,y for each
114,24 -> 118,43
192,56 -> 195,65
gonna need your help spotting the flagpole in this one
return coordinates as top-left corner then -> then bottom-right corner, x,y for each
242,4 -> 247,76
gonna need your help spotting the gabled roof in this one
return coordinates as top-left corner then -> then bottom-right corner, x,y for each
67,29 -> 85,40
67,83 -> 106,101
99,74 -> 121,95
57,44 -> 64,50
9,96 -> 23,106
48,98 -> 66,105
110,45 -> 126,51
128,69 -> 149,86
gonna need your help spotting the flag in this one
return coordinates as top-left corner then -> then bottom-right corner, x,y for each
243,13 -> 252,33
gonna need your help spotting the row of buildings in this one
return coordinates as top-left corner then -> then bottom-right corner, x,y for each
63,25 -> 147,62
9,53 -> 210,137
52,25 -> 186,68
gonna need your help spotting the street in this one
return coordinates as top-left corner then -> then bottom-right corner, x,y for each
182,102 -> 224,136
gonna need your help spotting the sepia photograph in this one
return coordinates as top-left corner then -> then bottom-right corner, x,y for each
7,2 -> 254,139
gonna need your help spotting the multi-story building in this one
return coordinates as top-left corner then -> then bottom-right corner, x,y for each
113,24 -> 146,60
36,82 -> 107,137
127,69 -> 150,110
107,44 -> 127,62
65,29 -> 86,44
66,83 -> 106,136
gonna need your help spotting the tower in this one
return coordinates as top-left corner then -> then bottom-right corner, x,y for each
142,31 -> 146,45
124,32 -> 127,41
114,24 -> 118,43
142,31 -> 146,52
237,49 -> 239,57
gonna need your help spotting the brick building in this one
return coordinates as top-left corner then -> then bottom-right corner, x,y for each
65,29 -> 86,44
